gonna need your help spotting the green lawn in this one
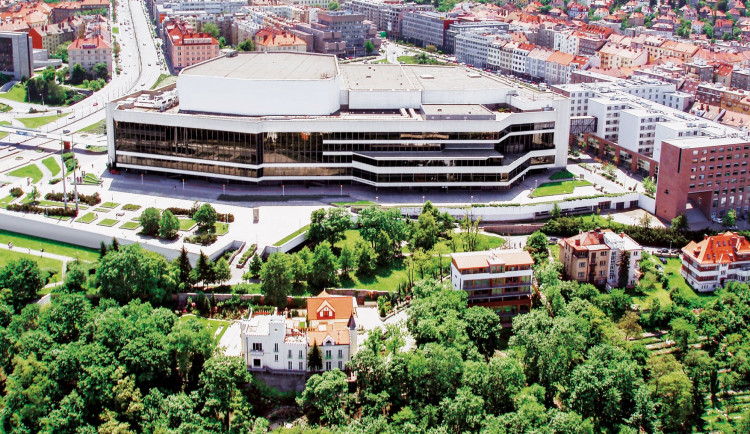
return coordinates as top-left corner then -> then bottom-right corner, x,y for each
41,157 -> 61,177
17,113 -> 66,129
100,202 -> 119,209
83,173 -> 102,185
332,200 -> 377,207
178,315 -> 231,344
97,219 -> 118,227
76,212 -> 97,224
0,229 -> 97,262
0,103 -> 11,112
0,249 -> 63,284
340,258 -> 410,292
0,84 -> 27,103
631,256 -> 717,309
122,204 -> 141,211
8,163 -> 43,183
179,218 -> 197,231
151,73 -> 176,90
0,121 -> 10,139
0,195 -> 16,207
549,169 -> 576,180
112,26 -> 119,34
214,222 -> 229,236
120,221 -> 140,230
531,180 -> 592,198
397,55 -> 445,65
94,207 -> 111,212
274,225 -> 309,246
85,145 -> 107,152
79,120 -> 106,134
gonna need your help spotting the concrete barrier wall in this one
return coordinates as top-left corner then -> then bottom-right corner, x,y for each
639,195 -> 656,214
263,231 -> 308,257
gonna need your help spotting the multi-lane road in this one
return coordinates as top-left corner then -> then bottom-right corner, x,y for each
2,0 -> 165,147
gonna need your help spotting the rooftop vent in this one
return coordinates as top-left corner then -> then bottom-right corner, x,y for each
420,74 -> 434,79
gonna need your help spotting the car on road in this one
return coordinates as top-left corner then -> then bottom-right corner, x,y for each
93,102 -> 98,106
62,129 -> 70,134
68,114 -> 75,119
148,63 -> 151,66
140,82 -> 145,87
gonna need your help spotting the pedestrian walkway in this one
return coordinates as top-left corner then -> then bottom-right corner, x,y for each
0,242 -> 73,284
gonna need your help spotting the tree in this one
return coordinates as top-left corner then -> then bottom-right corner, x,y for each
0,258 -> 43,310
723,209 -> 737,227
297,370 -> 348,425
670,318 -> 696,353
169,317 -> 212,385
440,386 -> 485,432
92,62 -> 109,80
643,176 -> 656,195
358,207 -> 406,263
307,208 -> 351,246
213,258 -> 231,286
618,250 -> 631,288
99,241 -> 108,258
139,207 -> 161,236
310,241 -> 338,290
193,204 -> 218,233
639,212 -> 652,228
411,211 -> 440,251
618,311 -> 643,340
61,261 -> 88,293
193,251 -> 214,287
111,237 -> 120,252
70,63 -> 86,85
671,213 -> 688,231
201,22 -> 220,39
175,247 -> 193,288
339,245 -> 354,277
463,306 -> 502,359
703,22 -> 714,38
261,253 -> 292,308
653,370 -> 694,432
248,254 -> 263,279
364,40 -> 375,54
551,202 -> 562,219
526,231 -> 550,263
237,39 -> 254,52
199,354 -> 250,431
97,244 -> 174,304
158,209 -> 179,239
328,1 -> 339,10
460,213 -> 482,252
308,341 -> 323,372
355,239 -> 377,277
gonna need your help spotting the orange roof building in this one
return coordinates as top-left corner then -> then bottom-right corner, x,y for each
682,232 -> 750,292
306,291 -> 357,371
253,28 -> 306,53
451,249 -> 534,324
559,228 -> 642,288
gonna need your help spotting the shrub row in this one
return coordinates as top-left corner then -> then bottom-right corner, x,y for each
166,206 -> 234,223
184,233 -> 217,246
541,216 -> 707,248
7,203 -> 78,217
122,204 -> 141,211
45,191 -> 101,206
238,244 -> 258,267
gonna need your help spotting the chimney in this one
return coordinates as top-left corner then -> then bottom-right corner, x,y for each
575,239 -> 581,246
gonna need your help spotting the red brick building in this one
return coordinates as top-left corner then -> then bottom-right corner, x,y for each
655,137 -> 750,221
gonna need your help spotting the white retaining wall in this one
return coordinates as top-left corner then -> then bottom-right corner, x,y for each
263,231 -> 308,257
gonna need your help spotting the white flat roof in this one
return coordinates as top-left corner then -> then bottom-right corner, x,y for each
181,52 -> 338,80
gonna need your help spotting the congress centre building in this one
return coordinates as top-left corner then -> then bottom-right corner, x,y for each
106,51 -> 570,188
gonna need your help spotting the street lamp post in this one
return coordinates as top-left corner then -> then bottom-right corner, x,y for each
60,141 -> 68,209
340,184 -> 343,196
282,185 -> 285,196
141,173 -> 143,185
182,179 -> 184,190
223,184 -> 225,194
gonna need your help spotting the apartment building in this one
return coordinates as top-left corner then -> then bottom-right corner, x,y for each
162,18 -> 219,73
655,137 -> 750,221
682,232 -> 750,292
67,36 -> 111,75
445,21 -> 508,55
50,0 -> 109,23
28,17 -> 84,53
254,29 -> 306,52
0,31 -> 33,80
401,11 -> 458,50
240,292 -> 358,372
450,249 -> 534,323
292,12 -> 381,58
598,45 -> 647,70
559,228 -> 642,289
107,51 -> 570,189
347,0 -> 433,39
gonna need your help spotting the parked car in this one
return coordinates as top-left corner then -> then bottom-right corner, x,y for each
62,129 -> 70,134
661,257 -> 668,264
548,237 -> 558,245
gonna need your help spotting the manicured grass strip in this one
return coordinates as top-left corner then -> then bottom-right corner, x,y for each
151,73 -> 175,90
100,202 -> 119,209
94,207 -> 111,212
0,120 -> 10,139
0,229 -> 98,262
120,221 -> 140,230
0,103 -> 11,112
179,218 -> 197,231
79,120 -> 105,134
531,180 -> 592,198
8,163 -> 43,183
112,26 -> 119,34
46,215 -> 71,221
97,218 -> 118,227
214,222 -> 229,236
17,113 -> 65,129
0,249 -> 63,283
332,200 -> 377,207
76,212 -> 97,223
41,156 -> 61,177
274,225 -> 310,246
122,204 -> 141,211
85,145 -> 107,152
0,195 -> 16,207
550,169 -> 575,180
83,173 -> 101,184
0,84 -> 26,103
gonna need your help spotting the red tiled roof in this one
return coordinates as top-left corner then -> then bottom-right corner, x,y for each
69,36 -> 110,49
683,232 -> 750,265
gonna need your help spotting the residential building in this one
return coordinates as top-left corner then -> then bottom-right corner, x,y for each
254,29 -> 306,52
731,68 -> 750,91
240,292 -> 358,372
106,51 -> 570,188
28,17 -> 83,53
0,31 -> 33,80
162,18 -> 219,73
598,45 -> 647,70
68,35 -> 111,75
401,10 -> 458,50
655,137 -> 750,221
450,249 -> 534,323
682,232 -> 750,292
347,0 -> 433,39
559,228 -> 642,288
291,12 -> 381,58
445,21 -> 508,55
50,0 -> 108,23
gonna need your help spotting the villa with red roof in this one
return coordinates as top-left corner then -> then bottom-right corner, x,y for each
560,228 -> 642,288
450,249 -> 534,323
682,232 -> 750,292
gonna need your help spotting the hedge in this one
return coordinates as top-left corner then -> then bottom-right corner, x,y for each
7,203 -> 78,217
45,191 -> 101,206
9,187 -> 23,198
541,216 -> 708,248
185,233 -> 217,246
166,206 -> 234,223
238,244 -> 258,267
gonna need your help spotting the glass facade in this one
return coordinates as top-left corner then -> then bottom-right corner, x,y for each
113,120 -> 556,185
0,38 -> 13,73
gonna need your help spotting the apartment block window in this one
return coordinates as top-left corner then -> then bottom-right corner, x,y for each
338,361 -> 343,370
288,361 -> 292,370
274,355 -> 279,362
326,362 -> 332,370
252,343 -> 262,351
299,350 -> 303,359
288,350 -> 292,359
338,349 -> 343,358
274,343 -> 278,353
325,350 -> 332,359
578,272 -> 585,278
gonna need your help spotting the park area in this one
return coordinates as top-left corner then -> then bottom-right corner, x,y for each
531,179 -> 592,197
